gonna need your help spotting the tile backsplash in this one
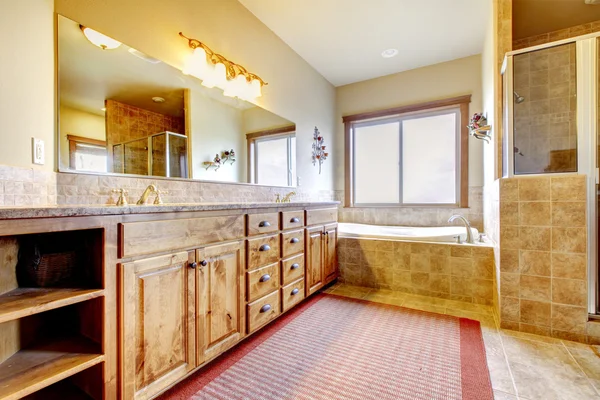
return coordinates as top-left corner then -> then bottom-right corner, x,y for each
338,186 -> 483,231
0,165 -> 56,206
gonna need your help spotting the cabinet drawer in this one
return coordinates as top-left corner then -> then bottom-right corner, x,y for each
247,234 -> 280,270
282,210 -> 305,230
281,279 -> 305,312
119,215 -> 244,258
306,208 -> 337,226
281,230 -> 304,258
247,213 -> 280,236
247,291 -> 280,334
247,263 -> 279,302
281,254 -> 304,285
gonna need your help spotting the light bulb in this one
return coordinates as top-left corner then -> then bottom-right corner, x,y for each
235,75 -> 250,99
213,63 -> 227,89
200,63 -> 217,88
80,26 -> 121,50
250,79 -> 262,99
183,47 -> 208,79
223,78 -> 237,98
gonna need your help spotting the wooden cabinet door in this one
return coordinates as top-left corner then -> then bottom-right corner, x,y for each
324,223 -> 338,284
305,226 -> 324,296
121,251 -> 196,400
196,240 -> 245,364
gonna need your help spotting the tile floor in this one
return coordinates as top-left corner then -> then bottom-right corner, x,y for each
324,282 -> 600,400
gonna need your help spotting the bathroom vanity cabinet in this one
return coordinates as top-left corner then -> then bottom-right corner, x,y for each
0,203 -> 337,400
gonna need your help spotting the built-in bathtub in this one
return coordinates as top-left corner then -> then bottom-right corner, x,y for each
337,223 -> 494,305
338,222 -> 480,244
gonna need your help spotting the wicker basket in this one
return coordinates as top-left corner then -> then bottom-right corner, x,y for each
17,239 -> 79,287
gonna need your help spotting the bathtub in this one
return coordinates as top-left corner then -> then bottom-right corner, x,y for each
338,222 -> 479,243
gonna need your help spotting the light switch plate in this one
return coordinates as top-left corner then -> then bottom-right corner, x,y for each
32,138 -> 45,165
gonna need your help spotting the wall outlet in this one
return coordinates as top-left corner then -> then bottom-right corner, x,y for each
32,138 -> 44,165
297,176 -> 302,186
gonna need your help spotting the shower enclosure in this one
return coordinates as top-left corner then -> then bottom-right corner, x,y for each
112,131 -> 188,178
502,33 -> 599,314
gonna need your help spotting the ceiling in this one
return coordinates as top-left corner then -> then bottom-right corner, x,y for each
239,0 -> 491,86
513,0 -> 600,39
59,16 -> 255,118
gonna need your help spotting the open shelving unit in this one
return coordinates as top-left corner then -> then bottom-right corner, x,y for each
0,229 -> 105,400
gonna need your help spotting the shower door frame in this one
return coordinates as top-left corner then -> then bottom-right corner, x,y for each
502,33 -> 599,314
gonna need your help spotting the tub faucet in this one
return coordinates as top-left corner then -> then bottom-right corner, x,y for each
448,214 -> 475,244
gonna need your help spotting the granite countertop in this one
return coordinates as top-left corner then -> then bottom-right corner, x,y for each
0,201 -> 340,220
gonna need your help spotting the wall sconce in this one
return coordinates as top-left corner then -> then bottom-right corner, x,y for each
311,127 -> 328,174
468,113 -> 492,144
179,32 -> 267,101
203,154 -> 222,171
80,25 -> 121,50
222,149 -> 236,165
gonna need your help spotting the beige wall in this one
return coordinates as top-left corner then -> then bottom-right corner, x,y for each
58,106 -> 106,170
55,0 -> 337,192
0,0 -> 54,171
190,90 -> 245,182
335,54 -> 484,191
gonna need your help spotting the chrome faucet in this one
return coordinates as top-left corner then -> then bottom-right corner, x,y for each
448,214 -> 475,244
137,184 -> 157,205
281,191 -> 296,203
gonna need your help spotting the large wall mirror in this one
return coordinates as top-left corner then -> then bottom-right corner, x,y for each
57,15 -> 296,186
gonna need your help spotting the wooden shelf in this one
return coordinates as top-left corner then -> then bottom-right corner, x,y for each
22,380 -> 93,400
0,336 -> 104,400
0,288 -> 104,324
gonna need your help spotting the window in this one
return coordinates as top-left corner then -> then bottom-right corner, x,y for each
68,135 -> 108,173
247,126 -> 296,186
344,96 -> 470,207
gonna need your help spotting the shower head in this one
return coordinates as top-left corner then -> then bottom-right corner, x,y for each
513,91 -> 525,104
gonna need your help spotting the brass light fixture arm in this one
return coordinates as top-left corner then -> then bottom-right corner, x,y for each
179,32 -> 267,86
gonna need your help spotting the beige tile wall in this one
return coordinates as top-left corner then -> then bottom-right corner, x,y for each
338,186 -> 483,231
55,172 -> 339,205
0,164 -> 57,206
513,20 -> 600,51
498,175 -> 593,342
338,238 -> 494,305
513,43 -> 577,174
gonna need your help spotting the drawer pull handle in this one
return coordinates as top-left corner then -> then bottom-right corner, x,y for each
259,274 -> 271,282
290,217 -> 300,223
290,237 -> 300,244
260,304 -> 272,313
291,288 -> 299,296
189,262 -> 197,269
200,260 -> 208,267
259,244 -> 271,252
259,221 -> 271,227
291,263 -> 300,270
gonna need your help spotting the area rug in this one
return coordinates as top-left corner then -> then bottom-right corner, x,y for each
160,293 -> 493,400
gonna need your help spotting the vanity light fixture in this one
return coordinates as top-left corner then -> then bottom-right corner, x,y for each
179,32 -> 267,101
79,25 -> 121,50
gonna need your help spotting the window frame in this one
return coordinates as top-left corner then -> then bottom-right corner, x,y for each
343,95 -> 471,208
246,125 -> 296,186
67,134 -> 108,172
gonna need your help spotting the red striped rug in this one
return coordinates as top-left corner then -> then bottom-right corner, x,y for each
160,293 -> 493,400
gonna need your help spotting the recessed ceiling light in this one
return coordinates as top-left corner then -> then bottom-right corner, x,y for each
381,48 -> 399,58
152,97 -> 166,103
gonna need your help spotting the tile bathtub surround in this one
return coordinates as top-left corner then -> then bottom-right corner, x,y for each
498,175 -> 595,343
56,172 -> 337,205
338,186 -> 484,231
337,237 -> 495,305
0,164 -> 57,206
